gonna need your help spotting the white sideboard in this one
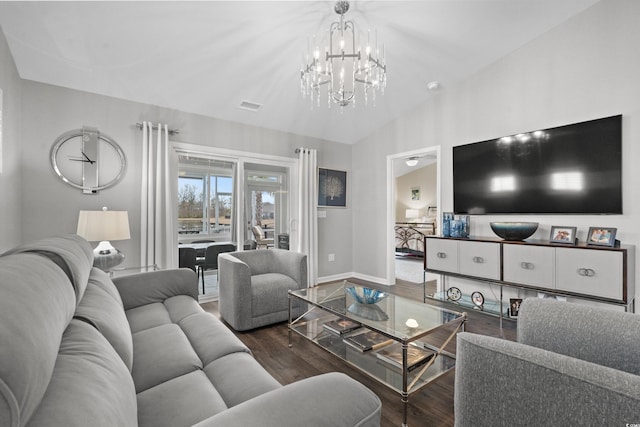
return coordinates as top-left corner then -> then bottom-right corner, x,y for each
424,236 -> 635,314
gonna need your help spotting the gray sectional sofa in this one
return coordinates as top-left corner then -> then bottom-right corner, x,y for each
455,298 -> 640,426
0,235 -> 381,427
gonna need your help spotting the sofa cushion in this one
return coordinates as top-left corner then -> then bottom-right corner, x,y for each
26,320 -> 137,427
132,324 -> 203,393
3,234 -> 93,304
251,273 -> 298,317
137,370 -> 228,427
0,253 -> 76,427
75,268 -> 134,371
204,352 -> 282,408
179,312 -> 250,365
127,302 -> 172,333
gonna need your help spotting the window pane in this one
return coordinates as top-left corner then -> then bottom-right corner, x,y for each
178,177 -> 204,234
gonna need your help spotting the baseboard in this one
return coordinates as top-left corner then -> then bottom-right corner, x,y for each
317,272 -> 390,286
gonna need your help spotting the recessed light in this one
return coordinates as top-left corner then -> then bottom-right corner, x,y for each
239,100 -> 262,112
427,81 -> 441,91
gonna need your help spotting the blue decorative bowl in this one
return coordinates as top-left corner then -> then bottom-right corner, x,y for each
490,222 -> 539,241
346,286 -> 387,304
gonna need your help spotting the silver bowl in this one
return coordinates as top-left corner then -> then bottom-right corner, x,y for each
490,222 -> 539,241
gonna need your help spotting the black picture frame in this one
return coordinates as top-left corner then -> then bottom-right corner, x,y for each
509,298 -> 523,318
586,227 -> 617,247
549,226 -> 577,244
318,168 -> 347,207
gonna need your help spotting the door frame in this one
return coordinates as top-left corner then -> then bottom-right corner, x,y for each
172,142 -> 297,251
386,146 -> 441,285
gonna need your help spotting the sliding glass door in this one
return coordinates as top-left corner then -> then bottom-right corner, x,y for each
245,163 -> 289,249
174,149 -> 296,300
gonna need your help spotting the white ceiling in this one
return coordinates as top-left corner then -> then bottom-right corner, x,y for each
0,0 -> 599,144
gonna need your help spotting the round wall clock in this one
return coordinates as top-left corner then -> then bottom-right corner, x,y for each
50,126 -> 127,194
446,287 -> 462,301
471,291 -> 485,307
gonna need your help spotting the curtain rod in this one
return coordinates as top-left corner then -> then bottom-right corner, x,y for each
135,122 -> 180,135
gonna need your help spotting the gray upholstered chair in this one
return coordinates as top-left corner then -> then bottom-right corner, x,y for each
454,298 -> 640,426
218,249 -> 307,331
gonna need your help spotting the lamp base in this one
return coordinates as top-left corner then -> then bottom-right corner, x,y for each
93,241 -> 125,272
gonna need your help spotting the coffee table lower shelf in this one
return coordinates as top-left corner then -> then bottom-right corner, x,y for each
288,315 -> 456,424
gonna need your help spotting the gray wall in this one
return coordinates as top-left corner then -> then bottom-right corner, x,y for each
0,26 -> 22,251
16,80 -> 352,278
352,0 -> 640,297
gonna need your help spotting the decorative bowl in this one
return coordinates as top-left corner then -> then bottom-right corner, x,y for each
490,222 -> 539,241
345,286 -> 387,304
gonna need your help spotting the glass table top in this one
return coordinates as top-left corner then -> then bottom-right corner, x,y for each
290,280 -> 464,342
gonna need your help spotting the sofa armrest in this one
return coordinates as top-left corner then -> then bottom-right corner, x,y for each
192,372 -> 381,427
517,298 -> 640,375
454,332 -> 640,427
112,268 -> 198,310
217,253 -> 253,327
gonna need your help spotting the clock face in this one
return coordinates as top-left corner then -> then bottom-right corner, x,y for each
446,287 -> 462,301
50,127 -> 126,193
471,291 -> 485,307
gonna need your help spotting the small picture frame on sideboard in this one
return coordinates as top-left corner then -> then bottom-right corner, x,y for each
549,226 -> 577,245
586,227 -> 617,247
509,298 -> 523,318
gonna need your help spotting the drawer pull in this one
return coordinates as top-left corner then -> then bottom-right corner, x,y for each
472,256 -> 485,264
436,252 -> 447,259
577,268 -> 596,277
520,262 -> 535,270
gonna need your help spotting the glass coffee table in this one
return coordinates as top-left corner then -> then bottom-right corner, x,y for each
288,280 -> 466,427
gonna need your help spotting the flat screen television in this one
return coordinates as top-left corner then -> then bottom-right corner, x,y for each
453,115 -> 622,215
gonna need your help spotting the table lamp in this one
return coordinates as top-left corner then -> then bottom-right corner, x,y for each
77,207 -> 131,272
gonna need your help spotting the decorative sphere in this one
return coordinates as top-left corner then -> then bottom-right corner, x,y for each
405,318 -> 419,329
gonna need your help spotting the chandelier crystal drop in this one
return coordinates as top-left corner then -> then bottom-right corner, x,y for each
300,1 -> 387,108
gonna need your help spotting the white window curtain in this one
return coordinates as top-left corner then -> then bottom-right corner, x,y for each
141,122 -> 178,270
295,148 -> 318,286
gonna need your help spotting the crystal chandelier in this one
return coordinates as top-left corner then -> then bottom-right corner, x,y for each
300,1 -> 387,108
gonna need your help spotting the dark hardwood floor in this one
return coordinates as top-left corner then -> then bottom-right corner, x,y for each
201,278 -> 516,427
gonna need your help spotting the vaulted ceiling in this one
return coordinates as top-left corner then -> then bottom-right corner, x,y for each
0,1 -> 599,144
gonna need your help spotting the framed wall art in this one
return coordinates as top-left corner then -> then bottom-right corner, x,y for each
318,168 -> 347,207
411,186 -> 420,201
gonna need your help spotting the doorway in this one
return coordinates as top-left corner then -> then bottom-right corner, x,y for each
386,147 -> 441,286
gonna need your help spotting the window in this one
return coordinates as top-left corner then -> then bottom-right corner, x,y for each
178,156 -> 234,241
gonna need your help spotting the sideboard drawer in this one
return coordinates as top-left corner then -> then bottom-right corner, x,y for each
556,248 -> 623,300
503,245 -> 555,289
425,239 -> 458,273
458,241 -> 500,280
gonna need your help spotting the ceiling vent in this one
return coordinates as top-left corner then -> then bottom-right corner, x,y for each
238,100 -> 262,112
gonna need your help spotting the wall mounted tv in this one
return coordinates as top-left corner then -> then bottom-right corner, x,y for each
453,115 -> 622,215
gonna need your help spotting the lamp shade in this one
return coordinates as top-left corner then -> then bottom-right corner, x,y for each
77,209 -> 130,242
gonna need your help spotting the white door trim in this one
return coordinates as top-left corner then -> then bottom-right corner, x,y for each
386,146 -> 441,285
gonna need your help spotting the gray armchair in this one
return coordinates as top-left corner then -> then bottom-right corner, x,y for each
218,249 -> 307,331
454,298 -> 640,426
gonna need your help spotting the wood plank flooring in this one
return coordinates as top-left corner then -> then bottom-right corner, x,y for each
201,279 -> 516,427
